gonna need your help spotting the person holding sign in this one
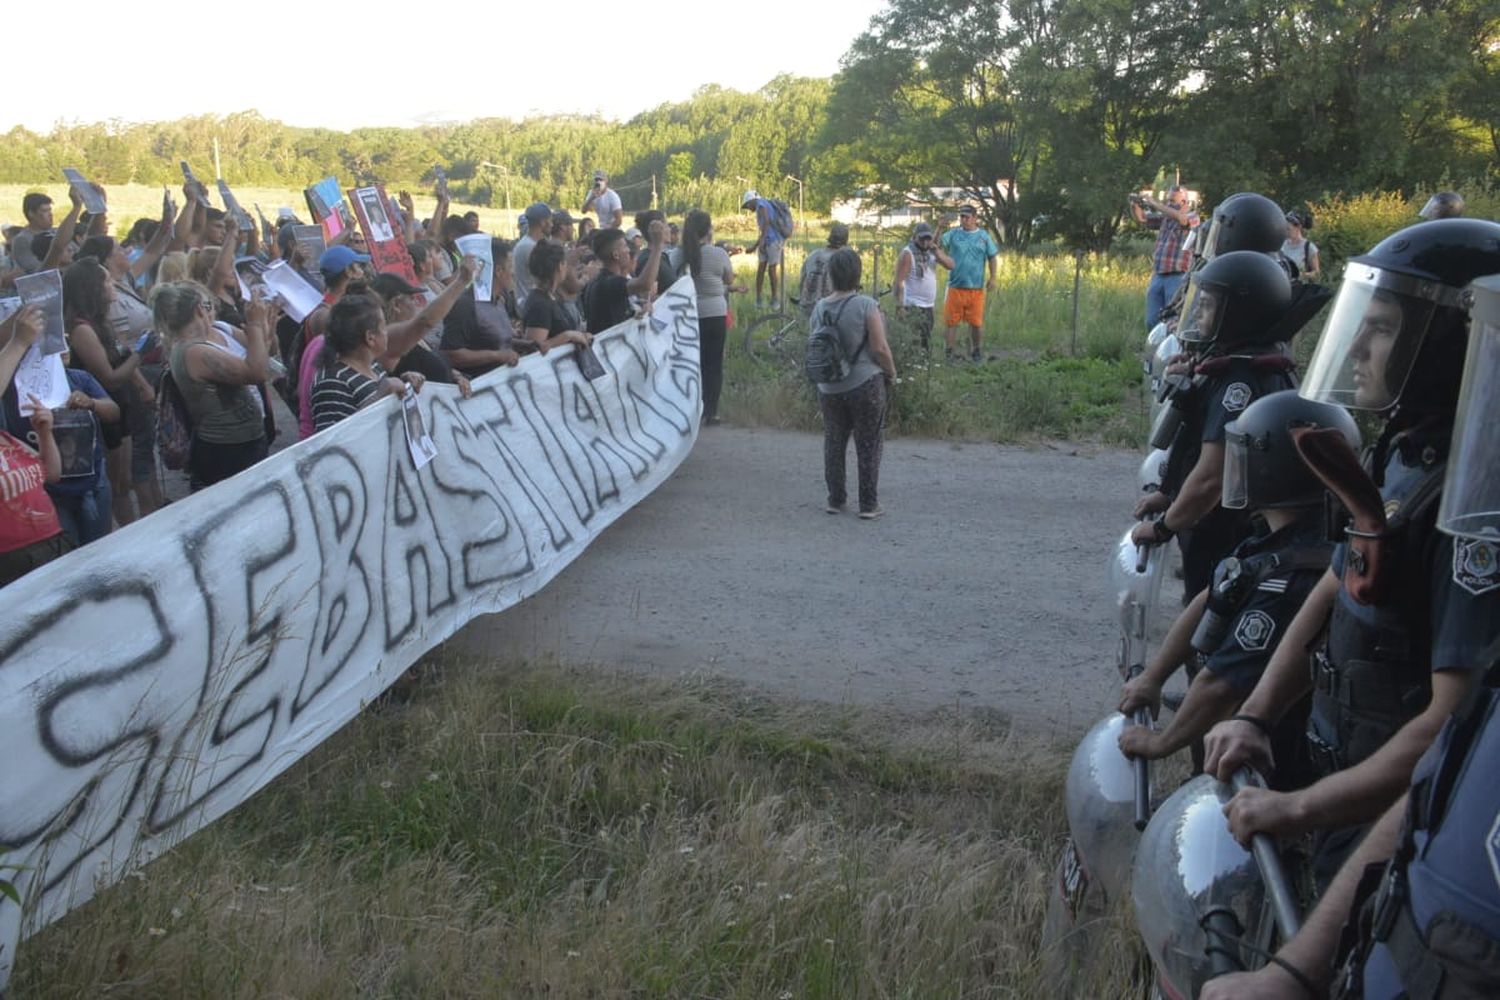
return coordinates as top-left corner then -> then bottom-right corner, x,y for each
155,282 -> 272,490
521,241 -> 594,355
0,305 -> 69,587
64,259 -> 145,526
311,295 -> 426,432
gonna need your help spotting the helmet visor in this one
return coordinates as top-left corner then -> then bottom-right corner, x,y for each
1221,425 -> 1251,509
1197,215 -> 1224,262
1176,277 -> 1224,346
1300,263 -> 1446,410
1438,277 -> 1500,539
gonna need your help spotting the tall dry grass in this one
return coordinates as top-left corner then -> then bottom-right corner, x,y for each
13,659 -> 1145,999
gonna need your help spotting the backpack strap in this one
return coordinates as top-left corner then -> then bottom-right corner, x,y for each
820,295 -> 865,364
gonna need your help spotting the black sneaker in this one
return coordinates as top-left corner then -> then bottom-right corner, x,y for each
970,347 -> 983,363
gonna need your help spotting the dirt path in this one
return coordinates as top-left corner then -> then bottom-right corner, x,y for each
454,427 -> 1168,737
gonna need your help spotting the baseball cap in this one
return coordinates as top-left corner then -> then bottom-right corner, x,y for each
318,245 -> 370,275
551,209 -> 576,225
593,170 -> 606,182
742,189 -> 759,208
524,202 -> 552,225
913,222 -> 934,239
624,227 -> 642,241
958,204 -> 977,216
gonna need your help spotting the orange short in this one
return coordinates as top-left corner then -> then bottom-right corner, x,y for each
943,286 -> 987,327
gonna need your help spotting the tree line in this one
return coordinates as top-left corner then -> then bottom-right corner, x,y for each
4,1 -> 1494,248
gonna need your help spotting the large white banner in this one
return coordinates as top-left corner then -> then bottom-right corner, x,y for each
0,279 -> 702,984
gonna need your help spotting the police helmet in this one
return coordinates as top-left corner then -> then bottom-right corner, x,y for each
1177,251 -> 1293,353
1132,775 -> 1267,1000
1223,390 -> 1361,511
1438,274 -> 1500,539
1302,219 -> 1500,413
1198,193 -> 1287,261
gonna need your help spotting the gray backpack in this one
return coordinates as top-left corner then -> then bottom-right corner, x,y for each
804,296 -> 864,385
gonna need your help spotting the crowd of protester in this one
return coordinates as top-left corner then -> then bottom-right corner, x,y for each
0,168 -> 728,589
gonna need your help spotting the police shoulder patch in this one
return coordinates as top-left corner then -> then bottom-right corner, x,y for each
1453,539 -> 1500,597
1234,610 -> 1276,652
1222,382 -> 1252,413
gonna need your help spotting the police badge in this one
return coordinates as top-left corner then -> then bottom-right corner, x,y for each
1453,539 -> 1500,596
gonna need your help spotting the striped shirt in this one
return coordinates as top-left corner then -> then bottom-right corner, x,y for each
312,361 -> 388,432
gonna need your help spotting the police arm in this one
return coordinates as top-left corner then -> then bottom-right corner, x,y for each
1225,668 -> 1476,843
1130,442 -> 1223,547
1123,667 -> 1242,762
1121,589 -> 1208,717
1205,569 -> 1340,778
1201,795 -> 1405,1000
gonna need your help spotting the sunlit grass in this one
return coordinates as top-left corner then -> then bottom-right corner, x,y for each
14,659 -> 1144,999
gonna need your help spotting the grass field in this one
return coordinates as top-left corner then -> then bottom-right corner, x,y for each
11,658 -> 1145,999
723,248 -> 1151,444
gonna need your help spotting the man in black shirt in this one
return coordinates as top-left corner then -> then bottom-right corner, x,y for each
582,221 -> 666,334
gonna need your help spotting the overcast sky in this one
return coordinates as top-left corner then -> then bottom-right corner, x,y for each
6,1 -> 890,132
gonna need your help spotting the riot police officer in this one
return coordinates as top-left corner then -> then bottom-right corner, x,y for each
1204,219 -> 1500,876
1200,269 -> 1500,1000
1120,391 -> 1356,779
1133,250 -> 1297,599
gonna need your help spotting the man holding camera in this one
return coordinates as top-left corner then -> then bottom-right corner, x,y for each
583,171 -> 623,231
1130,185 -> 1199,330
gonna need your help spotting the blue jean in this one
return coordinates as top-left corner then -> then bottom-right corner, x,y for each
1145,271 -> 1187,330
51,480 -> 114,546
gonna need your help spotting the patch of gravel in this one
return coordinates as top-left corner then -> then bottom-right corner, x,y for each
456,425 -> 1168,740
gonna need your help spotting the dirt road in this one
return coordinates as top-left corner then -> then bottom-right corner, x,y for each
455,426 -> 1161,738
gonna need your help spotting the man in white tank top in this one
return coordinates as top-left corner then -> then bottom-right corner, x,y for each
893,221 -> 952,352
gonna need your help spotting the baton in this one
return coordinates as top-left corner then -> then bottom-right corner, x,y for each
1126,664 -> 1152,830
1231,767 -> 1303,939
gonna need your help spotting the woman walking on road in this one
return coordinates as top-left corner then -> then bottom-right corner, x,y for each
815,248 -> 896,519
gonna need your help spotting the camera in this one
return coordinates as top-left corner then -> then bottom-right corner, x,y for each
1127,193 -> 1146,206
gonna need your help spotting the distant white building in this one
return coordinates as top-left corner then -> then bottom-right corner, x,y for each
830,183 -> 1016,228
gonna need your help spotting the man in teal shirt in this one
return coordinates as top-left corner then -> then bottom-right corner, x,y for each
939,205 -> 999,362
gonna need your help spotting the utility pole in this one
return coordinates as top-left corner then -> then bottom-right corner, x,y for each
784,174 -> 804,236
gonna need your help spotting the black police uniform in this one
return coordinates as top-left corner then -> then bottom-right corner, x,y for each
1309,427 -> 1500,776
1195,514 -> 1332,788
1303,425 -> 1500,885
1160,354 -> 1297,597
1338,685 -> 1500,999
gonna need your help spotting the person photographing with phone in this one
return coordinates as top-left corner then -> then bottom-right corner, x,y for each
583,171 -> 623,230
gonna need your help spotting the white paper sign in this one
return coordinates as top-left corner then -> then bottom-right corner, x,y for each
401,386 -> 437,468
260,260 -> 323,323
11,343 -> 70,414
0,279 -> 704,990
455,233 -> 493,302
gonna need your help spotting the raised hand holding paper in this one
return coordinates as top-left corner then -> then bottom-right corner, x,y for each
14,270 -> 66,356
62,169 -> 106,215
455,234 -> 493,300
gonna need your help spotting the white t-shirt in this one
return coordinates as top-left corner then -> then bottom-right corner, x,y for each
898,246 -> 938,308
594,188 -> 622,229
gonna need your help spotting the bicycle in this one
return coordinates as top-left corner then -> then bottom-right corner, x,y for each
740,285 -> 895,362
